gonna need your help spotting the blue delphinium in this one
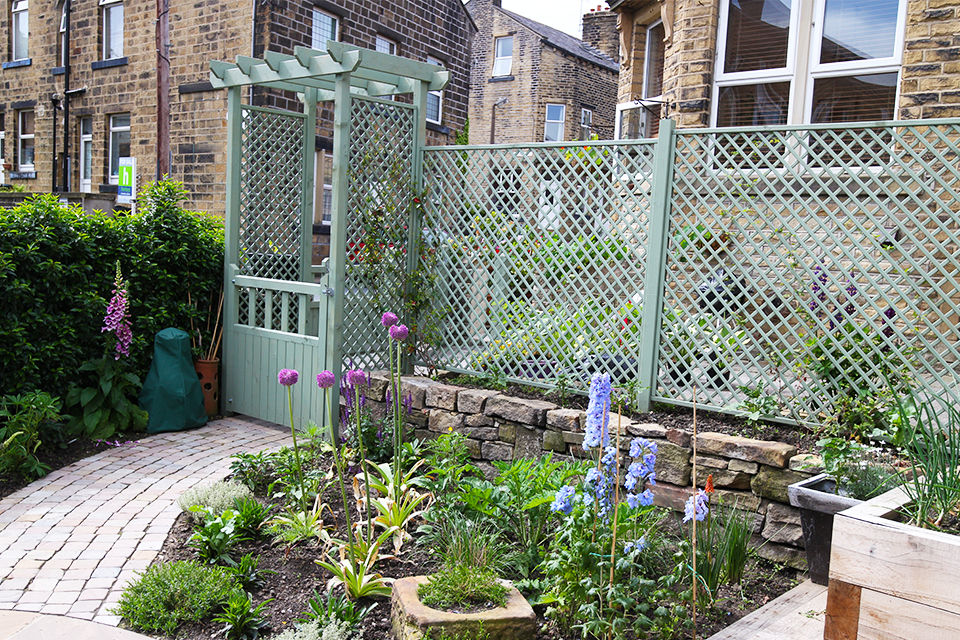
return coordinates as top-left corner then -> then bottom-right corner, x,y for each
625,437 -> 657,508
683,489 -> 709,523
583,372 -> 612,449
551,485 -> 575,515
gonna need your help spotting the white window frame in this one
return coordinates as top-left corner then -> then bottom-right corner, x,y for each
11,0 -> 29,62
311,9 -> 339,52
108,113 -> 130,184
100,0 -> 123,61
79,117 -> 93,193
711,0 -> 907,127
426,56 -> 443,125
374,35 -> 396,55
580,108 -> 593,139
492,36 -> 513,77
59,3 -> 67,66
615,20 -> 666,140
0,129 -> 6,184
544,103 -> 565,142
17,110 -> 34,172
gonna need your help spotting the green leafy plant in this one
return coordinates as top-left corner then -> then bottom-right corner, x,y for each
316,529 -> 395,599
419,513 -> 509,574
266,505 -> 330,547
298,590 -> 374,628
212,590 -> 272,640
418,564 -> 508,611
818,437 -> 899,500
178,480 -> 253,522
226,554 -> 275,591
113,560 -> 236,635
232,496 -> 271,538
693,500 -> 753,597
63,357 -> 148,440
736,382 -> 779,424
230,452 -> 277,491
0,391 -> 61,480
188,507 -> 247,565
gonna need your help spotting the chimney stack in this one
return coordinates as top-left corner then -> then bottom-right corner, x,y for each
581,5 -> 619,63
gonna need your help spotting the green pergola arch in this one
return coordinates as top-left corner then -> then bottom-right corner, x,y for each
210,42 -> 446,429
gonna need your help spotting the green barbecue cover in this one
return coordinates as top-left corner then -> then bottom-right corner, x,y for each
139,328 -> 207,433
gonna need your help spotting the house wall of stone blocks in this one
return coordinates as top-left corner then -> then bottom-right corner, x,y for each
361,373 -> 817,569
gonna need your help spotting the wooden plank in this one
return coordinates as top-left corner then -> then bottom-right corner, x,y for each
823,579 -> 860,640
830,508 -> 960,614
705,580 -> 826,640
858,588 -> 960,640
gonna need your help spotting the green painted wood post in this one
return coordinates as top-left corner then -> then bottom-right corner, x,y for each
402,79 -> 428,374
222,86 -> 243,415
300,88 -> 318,284
636,119 -> 677,412
325,73 -> 352,437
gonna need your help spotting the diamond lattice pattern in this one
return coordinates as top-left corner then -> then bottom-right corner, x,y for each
343,98 -> 416,369
423,141 -> 657,387
662,123 -> 960,423
238,107 -> 305,282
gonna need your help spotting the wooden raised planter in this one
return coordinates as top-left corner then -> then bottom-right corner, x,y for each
824,485 -> 960,639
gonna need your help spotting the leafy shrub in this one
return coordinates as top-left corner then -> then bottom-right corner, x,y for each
299,590 -> 373,629
266,506 -> 329,546
0,391 -> 61,480
231,452 -> 277,491
419,513 -> 508,574
114,560 -> 236,635
418,564 -> 507,611
226,553 -> 275,591
179,480 -> 253,521
233,496 -> 272,537
0,182 -> 223,399
63,357 -> 148,440
213,590 -> 272,640
189,508 -> 247,565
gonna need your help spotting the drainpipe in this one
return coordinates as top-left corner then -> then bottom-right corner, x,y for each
61,0 -> 71,191
51,95 -> 60,191
490,97 -> 507,144
156,0 -> 170,178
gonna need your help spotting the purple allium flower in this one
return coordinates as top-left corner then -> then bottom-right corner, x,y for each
345,369 -> 367,387
583,372 -> 612,449
316,370 -> 336,389
381,312 -> 399,328
551,485 -> 575,515
277,369 -> 299,386
389,324 -> 409,341
101,263 -> 133,360
683,489 -> 709,523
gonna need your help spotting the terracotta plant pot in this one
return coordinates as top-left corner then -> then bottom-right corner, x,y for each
194,358 -> 221,417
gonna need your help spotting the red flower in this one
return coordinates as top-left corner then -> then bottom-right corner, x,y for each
413,197 -> 421,204
704,474 -> 715,494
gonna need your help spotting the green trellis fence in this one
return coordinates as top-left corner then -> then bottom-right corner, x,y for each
421,118 -> 960,427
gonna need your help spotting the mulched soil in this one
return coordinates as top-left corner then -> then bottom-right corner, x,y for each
152,454 -> 802,640
0,432 -> 147,500
449,377 -> 819,453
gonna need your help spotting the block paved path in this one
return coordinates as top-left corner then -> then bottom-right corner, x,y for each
0,417 -> 289,626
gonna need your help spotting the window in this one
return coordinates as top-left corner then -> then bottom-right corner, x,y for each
375,35 -> 396,55
311,9 -> 338,52
79,117 -> 93,193
59,3 -> 67,66
108,114 -> 130,183
100,0 -> 123,60
713,0 -> 905,126
426,56 -> 443,124
12,0 -> 29,61
492,36 -> 513,77
544,103 -> 565,142
17,111 -> 34,171
580,108 -> 593,139
615,20 -> 665,140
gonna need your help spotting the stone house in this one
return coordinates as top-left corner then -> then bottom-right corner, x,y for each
0,0 -> 474,222
464,0 -> 619,144
609,0 -> 960,138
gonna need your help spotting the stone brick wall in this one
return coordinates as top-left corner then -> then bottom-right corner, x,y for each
0,0 -> 160,193
361,373 -> 817,569
899,0 -> 960,119
582,7 -> 619,62
466,0 -> 618,144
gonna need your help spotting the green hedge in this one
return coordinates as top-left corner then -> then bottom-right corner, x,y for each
0,181 -> 224,398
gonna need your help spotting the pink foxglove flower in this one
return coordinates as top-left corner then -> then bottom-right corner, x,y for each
101,263 -> 133,360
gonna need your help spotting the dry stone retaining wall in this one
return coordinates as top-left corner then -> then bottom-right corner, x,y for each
359,373 -> 821,570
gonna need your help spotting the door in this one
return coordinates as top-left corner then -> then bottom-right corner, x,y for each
79,118 -> 92,193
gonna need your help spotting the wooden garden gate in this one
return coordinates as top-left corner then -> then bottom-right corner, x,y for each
212,43 -> 445,429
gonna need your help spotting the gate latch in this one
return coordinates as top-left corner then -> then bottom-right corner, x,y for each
322,286 -> 335,297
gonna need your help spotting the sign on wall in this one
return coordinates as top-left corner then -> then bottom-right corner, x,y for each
117,157 -> 135,204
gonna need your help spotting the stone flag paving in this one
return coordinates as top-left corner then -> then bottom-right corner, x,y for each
0,418 -> 289,625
